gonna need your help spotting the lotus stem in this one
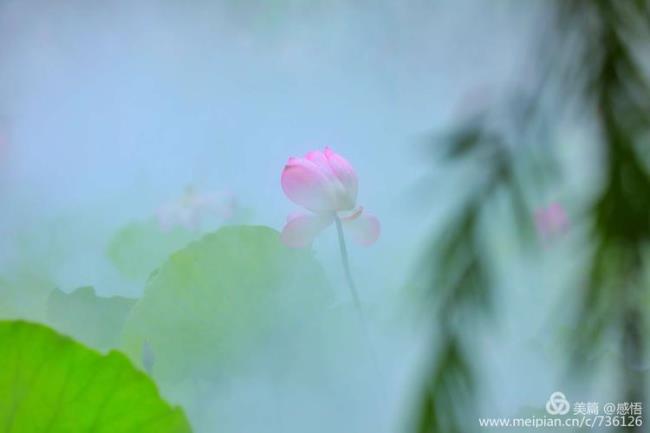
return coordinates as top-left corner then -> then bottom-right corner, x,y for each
334,215 -> 364,320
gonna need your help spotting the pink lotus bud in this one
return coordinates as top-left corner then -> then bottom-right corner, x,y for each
281,147 -> 358,213
280,147 -> 380,248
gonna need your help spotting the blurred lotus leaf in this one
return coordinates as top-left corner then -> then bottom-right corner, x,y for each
0,320 -> 192,433
0,268 -> 55,321
121,225 -> 331,382
46,286 -> 136,351
107,219 -> 198,282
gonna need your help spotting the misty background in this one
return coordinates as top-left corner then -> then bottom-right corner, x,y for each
1,1 -> 637,433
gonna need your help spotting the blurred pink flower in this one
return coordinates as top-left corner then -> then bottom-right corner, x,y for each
534,202 -> 568,238
280,147 -> 380,248
156,187 -> 236,232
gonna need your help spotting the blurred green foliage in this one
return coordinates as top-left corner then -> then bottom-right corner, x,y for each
554,3 -> 650,415
412,1 -> 650,432
46,286 -> 136,351
0,320 -> 191,433
411,114 -> 531,433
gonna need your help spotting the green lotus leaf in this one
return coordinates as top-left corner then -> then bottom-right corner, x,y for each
47,286 -> 136,351
121,225 -> 331,382
0,320 -> 192,433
